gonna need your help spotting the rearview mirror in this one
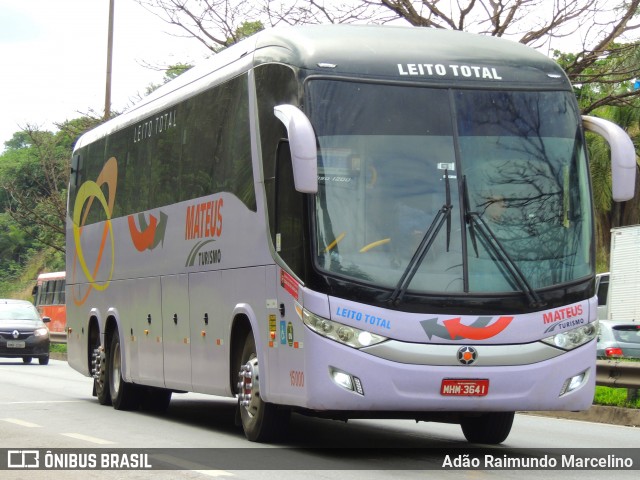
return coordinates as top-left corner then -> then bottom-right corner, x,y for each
274,104 -> 318,194
582,115 -> 637,202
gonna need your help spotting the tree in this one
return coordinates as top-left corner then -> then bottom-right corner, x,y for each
0,117 -> 100,254
137,0 -> 640,114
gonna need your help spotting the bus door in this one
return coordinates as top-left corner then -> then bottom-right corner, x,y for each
162,274 -> 192,391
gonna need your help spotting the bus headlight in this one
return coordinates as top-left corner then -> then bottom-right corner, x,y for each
300,308 -> 387,349
541,320 -> 597,350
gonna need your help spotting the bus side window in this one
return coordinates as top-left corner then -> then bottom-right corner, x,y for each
45,281 -> 55,304
275,141 -> 305,276
52,279 -> 62,305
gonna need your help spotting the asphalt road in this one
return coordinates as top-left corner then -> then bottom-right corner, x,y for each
1,358 -> 639,479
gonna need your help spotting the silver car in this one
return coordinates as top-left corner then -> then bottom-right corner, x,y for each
596,320 -> 640,359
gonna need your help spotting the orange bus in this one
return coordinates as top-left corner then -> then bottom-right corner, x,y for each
33,271 -> 66,334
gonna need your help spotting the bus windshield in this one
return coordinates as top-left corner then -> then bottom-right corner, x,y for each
308,80 -> 592,295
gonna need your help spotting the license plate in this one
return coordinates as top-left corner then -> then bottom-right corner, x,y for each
7,340 -> 26,349
441,379 -> 489,396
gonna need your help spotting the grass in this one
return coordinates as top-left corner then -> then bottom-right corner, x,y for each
50,343 -> 67,354
594,386 -> 640,408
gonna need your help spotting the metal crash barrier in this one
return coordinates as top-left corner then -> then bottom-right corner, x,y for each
596,360 -> 640,389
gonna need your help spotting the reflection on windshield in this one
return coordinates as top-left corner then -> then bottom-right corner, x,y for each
307,80 -> 592,296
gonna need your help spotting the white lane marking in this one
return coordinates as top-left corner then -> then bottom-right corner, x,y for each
152,454 -> 234,477
1,418 -> 42,428
1,401 -> 84,405
60,433 -> 116,445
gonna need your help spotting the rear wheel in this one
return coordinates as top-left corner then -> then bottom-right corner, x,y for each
237,333 -> 289,442
108,331 -> 140,411
39,355 -> 49,365
140,387 -> 172,412
460,411 -> 514,444
92,345 -> 112,405
22,357 -> 32,364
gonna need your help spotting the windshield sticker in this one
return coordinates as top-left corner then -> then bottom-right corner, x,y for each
421,316 -> 513,341
397,63 -> 503,80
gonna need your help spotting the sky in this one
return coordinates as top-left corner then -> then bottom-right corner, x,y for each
0,0 -> 209,150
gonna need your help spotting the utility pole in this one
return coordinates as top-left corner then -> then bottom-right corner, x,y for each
105,0 -> 115,119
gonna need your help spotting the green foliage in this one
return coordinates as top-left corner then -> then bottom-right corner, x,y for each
594,386 -> 640,409
0,117 -> 97,297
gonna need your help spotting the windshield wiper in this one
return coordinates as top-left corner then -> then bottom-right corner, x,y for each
389,170 -> 453,307
462,176 -> 545,309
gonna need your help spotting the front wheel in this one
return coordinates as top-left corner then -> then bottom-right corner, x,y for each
460,411 -> 514,444
236,334 -> 289,442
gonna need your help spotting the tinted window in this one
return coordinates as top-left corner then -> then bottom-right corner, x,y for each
72,74 -> 255,224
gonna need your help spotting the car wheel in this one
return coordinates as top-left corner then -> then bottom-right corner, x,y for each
39,356 -> 49,365
22,357 -> 32,364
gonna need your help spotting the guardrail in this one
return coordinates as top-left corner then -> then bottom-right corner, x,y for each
49,332 -> 67,344
596,359 -> 640,389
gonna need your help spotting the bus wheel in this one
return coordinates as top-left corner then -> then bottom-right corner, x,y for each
108,331 -> 140,411
92,346 -> 112,405
237,334 -> 289,442
140,387 -> 172,412
460,411 -> 514,444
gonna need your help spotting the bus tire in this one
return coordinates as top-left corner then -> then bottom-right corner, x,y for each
140,387 -> 172,412
460,411 -> 514,444
108,331 -> 140,411
93,345 -> 112,405
237,333 -> 289,442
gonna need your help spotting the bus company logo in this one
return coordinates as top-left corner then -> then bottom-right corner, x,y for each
420,315 -> 513,341
457,346 -> 478,365
72,157 -> 118,306
185,198 -> 223,241
542,305 -> 583,325
184,198 -> 224,267
128,211 -> 168,252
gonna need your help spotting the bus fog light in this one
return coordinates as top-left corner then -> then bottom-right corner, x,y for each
559,369 -> 588,396
329,367 -> 364,396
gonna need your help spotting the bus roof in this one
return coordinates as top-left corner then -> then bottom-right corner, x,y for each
37,271 -> 65,282
75,25 -> 571,150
